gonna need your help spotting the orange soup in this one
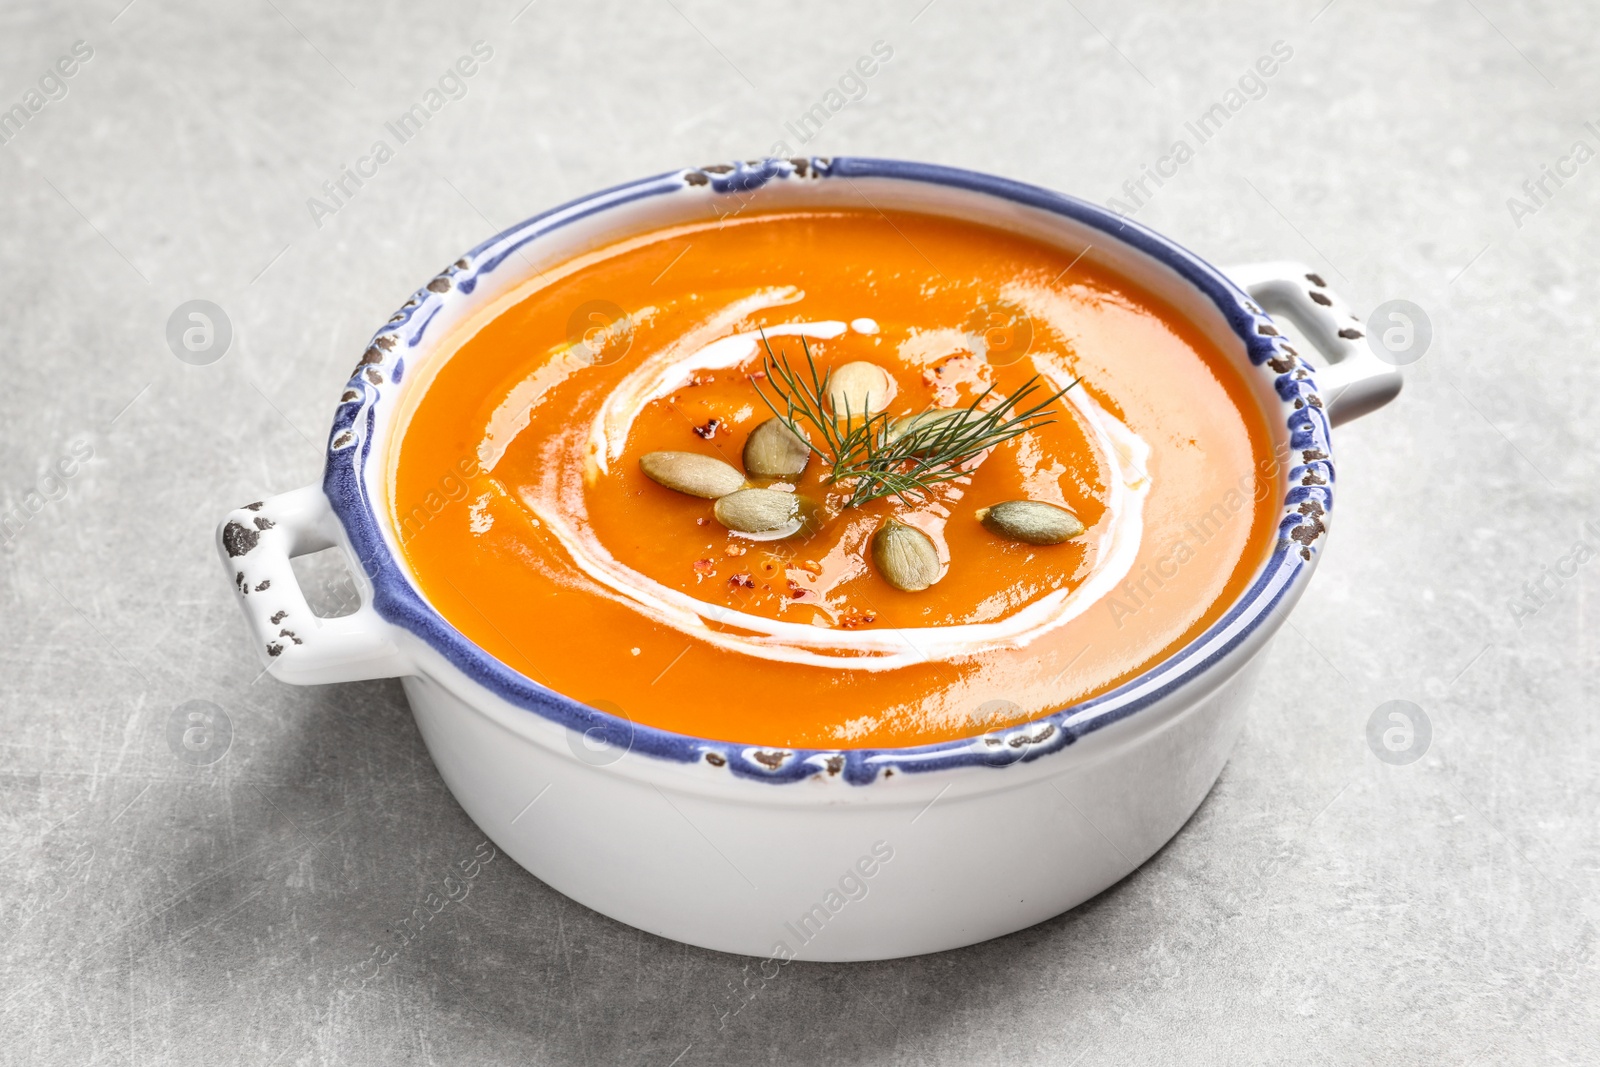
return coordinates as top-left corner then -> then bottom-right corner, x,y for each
390,210 -> 1281,749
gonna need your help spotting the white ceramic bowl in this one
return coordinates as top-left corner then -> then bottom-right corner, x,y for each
216,158 -> 1399,961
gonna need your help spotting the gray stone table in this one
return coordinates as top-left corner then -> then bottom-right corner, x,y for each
1,0 -> 1595,1063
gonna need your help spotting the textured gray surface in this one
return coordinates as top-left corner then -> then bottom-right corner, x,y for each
1,0 -> 1596,1063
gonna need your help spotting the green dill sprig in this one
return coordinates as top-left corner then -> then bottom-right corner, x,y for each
751,333 -> 1079,509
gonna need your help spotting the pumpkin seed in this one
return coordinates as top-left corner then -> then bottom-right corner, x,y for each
886,409 -> 947,444
871,520 -> 942,592
639,451 -> 746,499
886,407 -> 1017,453
886,408 -> 973,446
826,361 -> 896,419
742,418 -> 811,478
975,500 -> 1084,545
713,488 -> 801,534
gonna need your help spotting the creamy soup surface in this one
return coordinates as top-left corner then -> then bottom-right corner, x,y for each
390,209 -> 1281,749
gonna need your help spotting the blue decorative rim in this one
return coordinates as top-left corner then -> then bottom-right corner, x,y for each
323,157 -> 1333,786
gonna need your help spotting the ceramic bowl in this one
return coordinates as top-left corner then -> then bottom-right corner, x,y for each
216,158 -> 1400,961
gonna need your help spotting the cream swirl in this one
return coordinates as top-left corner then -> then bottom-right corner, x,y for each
513,293 -> 1151,671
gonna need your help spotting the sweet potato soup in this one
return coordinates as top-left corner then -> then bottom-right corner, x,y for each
389,210 -> 1282,749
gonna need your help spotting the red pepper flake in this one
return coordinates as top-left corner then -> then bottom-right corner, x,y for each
747,370 -> 768,381
840,611 -> 877,629
695,517 -> 709,526
692,558 -> 715,574
786,579 -> 809,600
687,372 -> 716,387
728,573 -> 755,589
693,418 -> 720,439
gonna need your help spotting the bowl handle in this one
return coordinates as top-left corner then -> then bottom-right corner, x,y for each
216,485 -> 412,685
1223,261 -> 1403,425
